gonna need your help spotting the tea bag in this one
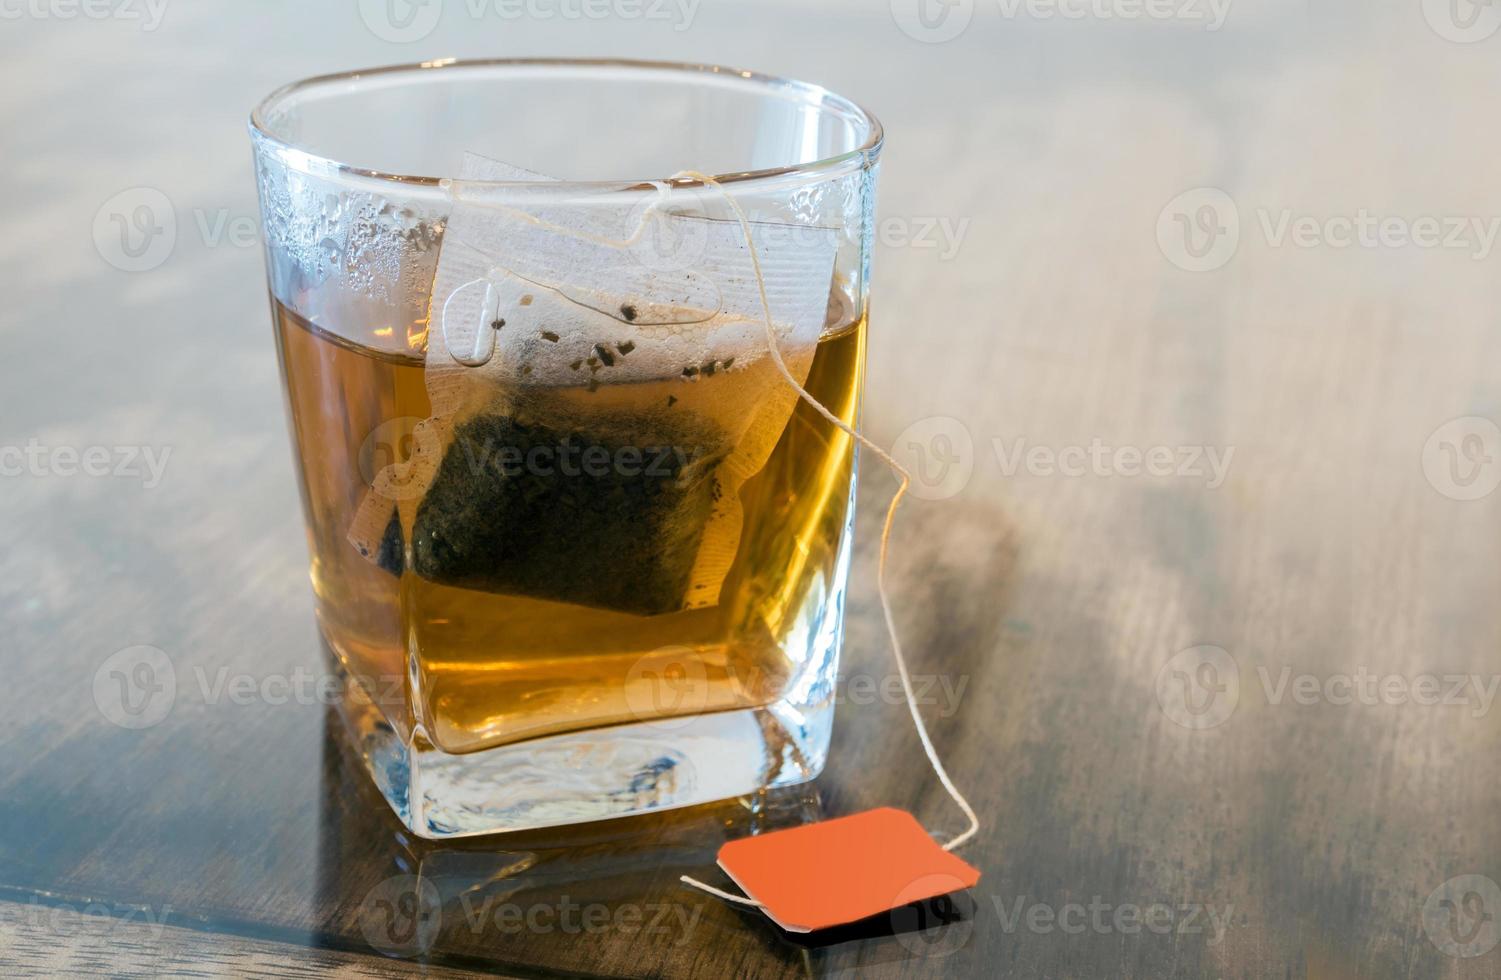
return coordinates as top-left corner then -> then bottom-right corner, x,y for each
349,154 -> 838,616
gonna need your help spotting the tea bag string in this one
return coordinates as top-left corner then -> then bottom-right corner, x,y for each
674,170 -> 980,908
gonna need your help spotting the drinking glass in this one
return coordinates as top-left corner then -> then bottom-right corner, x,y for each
249,59 -> 882,838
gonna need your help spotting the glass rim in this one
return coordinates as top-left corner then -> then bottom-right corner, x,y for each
248,57 -> 884,191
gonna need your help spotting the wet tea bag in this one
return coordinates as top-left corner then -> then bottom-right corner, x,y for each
349,154 -> 838,616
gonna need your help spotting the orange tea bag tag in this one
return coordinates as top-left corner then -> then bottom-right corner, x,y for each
715,807 -> 981,933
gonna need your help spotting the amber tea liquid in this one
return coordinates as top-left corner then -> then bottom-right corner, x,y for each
274,300 -> 864,755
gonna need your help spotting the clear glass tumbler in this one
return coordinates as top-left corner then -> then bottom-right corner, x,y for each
249,59 -> 882,838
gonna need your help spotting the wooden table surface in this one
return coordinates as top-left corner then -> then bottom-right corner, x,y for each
5,1 -> 1501,976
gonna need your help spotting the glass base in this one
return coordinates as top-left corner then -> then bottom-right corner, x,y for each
324,474 -> 855,839
329,652 -> 836,839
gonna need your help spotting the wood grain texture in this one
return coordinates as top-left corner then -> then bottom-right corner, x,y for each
0,900 -> 496,979
3,1 -> 1500,976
